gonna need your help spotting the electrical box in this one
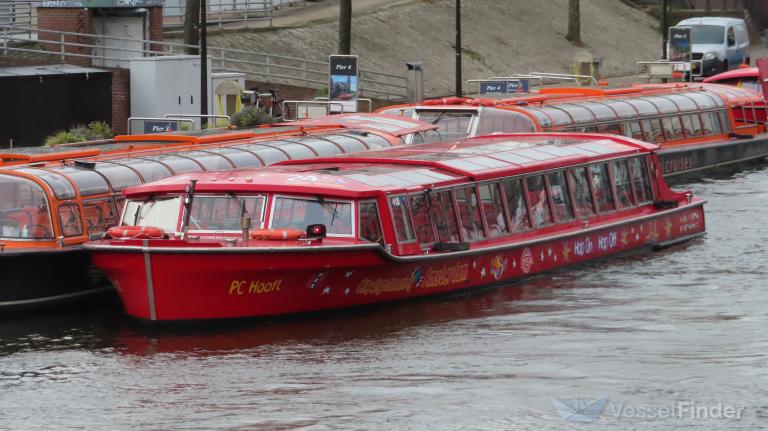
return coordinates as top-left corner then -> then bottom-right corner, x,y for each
130,55 -> 212,129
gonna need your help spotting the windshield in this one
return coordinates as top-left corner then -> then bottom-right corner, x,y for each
122,196 -> 181,233
188,195 -> 266,232
415,110 -> 475,144
270,196 -> 353,236
690,25 -> 725,45
0,174 -> 54,240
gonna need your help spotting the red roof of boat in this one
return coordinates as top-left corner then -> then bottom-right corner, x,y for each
123,133 -> 656,199
703,67 -> 758,83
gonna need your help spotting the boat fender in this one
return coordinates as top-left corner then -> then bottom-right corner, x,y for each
250,228 -> 306,240
106,225 -> 167,239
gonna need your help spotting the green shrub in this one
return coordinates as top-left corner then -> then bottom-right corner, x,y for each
44,121 -> 114,146
45,131 -> 85,146
230,106 -> 276,128
87,121 -> 113,139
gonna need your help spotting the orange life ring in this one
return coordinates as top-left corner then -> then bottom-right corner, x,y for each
107,225 -> 166,239
250,228 -> 306,240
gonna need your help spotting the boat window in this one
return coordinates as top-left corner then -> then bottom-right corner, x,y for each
596,121 -> 622,135
611,160 -> 635,209
377,106 -> 415,118
700,112 -> 721,135
15,168 -> 76,200
429,189 -> 460,242
590,163 -> 616,212
53,167 -> 110,196
629,157 -> 653,203
143,155 -> 203,174
237,145 -> 290,165
409,193 -> 436,244
83,198 -> 118,238
416,111 -> 474,143
557,103 -> 595,123
623,121 -> 645,140
122,197 -> 182,233
718,111 -> 731,133
526,175 -> 553,227
358,201 -> 384,245
118,159 -> 174,183
478,182 -> 508,238
389,195 -> 416,242
181,151 -> 234,171
548,171 -> 575,222
502,178 -> 531,231
567,167 -> 596,218
324,134 -> 369,153
271,197 -> 353,236
578,101 -> 618,122
352,133 -> 391,150
641,119 -> 665,143
93,163 -> 143,191
58,204 -> 83,237
204,148 -> 264,169
455,186 -> 486,241
532,107 -> 571,128
661,115 -> 683,140
681,114 -> 701,137
0,174 -> 54,240
289,137 -> 343,156
475,109 -> 536,136
189,195 -> 266,231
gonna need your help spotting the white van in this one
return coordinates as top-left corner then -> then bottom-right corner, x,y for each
674,17 -> 750,77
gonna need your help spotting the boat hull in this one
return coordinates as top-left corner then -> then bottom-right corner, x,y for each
90,203 -> 706,322
659,135 -> 768,178
0,247 -> 113,309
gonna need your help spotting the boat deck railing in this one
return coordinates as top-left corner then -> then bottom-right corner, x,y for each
0,22 -> 408,100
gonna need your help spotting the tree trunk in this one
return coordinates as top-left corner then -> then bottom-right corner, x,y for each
339,0 -> 352,55
566,0 -> 581,44
184,0 -> 200,55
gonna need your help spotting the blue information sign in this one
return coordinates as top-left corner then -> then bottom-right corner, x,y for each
143,120 -> 178,134
479,80 -> 529,95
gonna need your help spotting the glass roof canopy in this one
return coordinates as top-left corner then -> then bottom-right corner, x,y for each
12,131 -> 395,199
519,90 -> 727,129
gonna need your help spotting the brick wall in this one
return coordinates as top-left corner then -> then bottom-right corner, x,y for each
148,7 -> 164,53
109,67 -> 131,135
37,8 -> 93,67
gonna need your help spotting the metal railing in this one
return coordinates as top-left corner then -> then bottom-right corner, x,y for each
0,23 -> 408,100
163,0 -> 274,28
0,1 -> 35,39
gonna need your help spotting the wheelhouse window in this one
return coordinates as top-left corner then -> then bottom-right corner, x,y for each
416,110 -> 474,143
58,204 -> 83,237
590,163 -> 616,212
358,201 -> 384,245
189,195 -> 266,232
83,198 -> 119,238
0,174 -> 54,239
409,193 -> 436,244
629,157 -> 654,203
389,195 -> 415,242
455,186 -> 486,241
611,160 -> 635,209
568,167 -> 596,218
474,108 -> 536,136
271,197 -> 353,236
547,171 -> 575,222
122,196 -> 182,233
502,178 -> 531,231
478,182 -> 509,238
526,175 -> 553,227
429,190 -> 460,243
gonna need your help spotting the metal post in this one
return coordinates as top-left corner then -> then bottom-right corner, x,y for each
60,33 -> 65,63
661,0 -> 668,59
455,0 -> 462,97
201,0 -> 209,129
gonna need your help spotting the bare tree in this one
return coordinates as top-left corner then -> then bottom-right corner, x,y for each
185,0 -> 200,54
339,0 -> 352,55
566,0 -> 581,44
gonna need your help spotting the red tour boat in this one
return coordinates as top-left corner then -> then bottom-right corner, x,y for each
86,133 -> 706,321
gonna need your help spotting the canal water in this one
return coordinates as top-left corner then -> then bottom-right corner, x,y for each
0,168 -> 766,430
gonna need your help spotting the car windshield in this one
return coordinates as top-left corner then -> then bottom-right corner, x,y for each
122,196 -> 181,233
690,25 -> 724,44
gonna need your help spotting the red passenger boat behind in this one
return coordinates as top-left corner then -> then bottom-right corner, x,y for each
86,133 -> 706,321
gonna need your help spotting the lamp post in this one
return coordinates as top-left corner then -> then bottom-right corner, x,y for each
200,0 -> 208,128
455,0 -> 462,97
661,0 -> 668,59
